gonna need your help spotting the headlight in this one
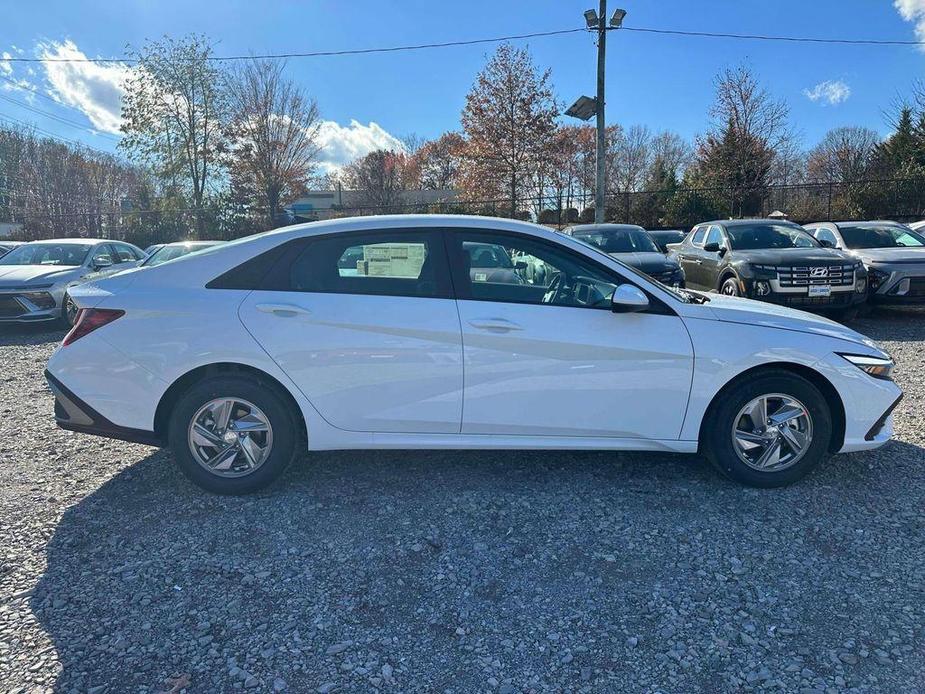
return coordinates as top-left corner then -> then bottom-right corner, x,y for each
753,280 -> 771,296
20,291 -> 56,309
868,268 -> 888,291
839,353 -> 894,380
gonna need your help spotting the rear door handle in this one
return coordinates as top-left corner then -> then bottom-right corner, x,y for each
255,302 -> 312,318
468,318 -> 523,333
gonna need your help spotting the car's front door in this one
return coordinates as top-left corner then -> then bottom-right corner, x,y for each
238,229 -> 464,433
700,225 -> 728,290
447,229 -> 694,439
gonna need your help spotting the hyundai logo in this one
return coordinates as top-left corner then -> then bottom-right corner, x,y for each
810,267 -> 829,278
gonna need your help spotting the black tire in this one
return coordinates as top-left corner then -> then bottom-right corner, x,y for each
703,370 -> 832,488
167,375 -> 300,494
720,277 -> 740,297
61,292 -> 79,327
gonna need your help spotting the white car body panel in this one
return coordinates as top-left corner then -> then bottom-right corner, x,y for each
48,215 -> 900,462
456,300 -> 694,437
238,292 -> 464,433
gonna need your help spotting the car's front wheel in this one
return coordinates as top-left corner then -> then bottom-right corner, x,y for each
720,277 -> 741,297
62,292 -> 79,327
167,375 -> 300,494
703,370 -> 832,487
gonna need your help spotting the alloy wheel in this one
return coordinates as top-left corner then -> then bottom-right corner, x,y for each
64,294 -> 79,326
187,397 -> 274,478
721,279 -> 740,296
731,393 -> 813,472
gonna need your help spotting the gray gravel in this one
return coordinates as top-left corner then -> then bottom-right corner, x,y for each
1,308 -> 924,693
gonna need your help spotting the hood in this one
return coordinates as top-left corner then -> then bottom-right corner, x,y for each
0,264 -> 83,288
608,251 -> 679,274
729,247 -> 855,265
704,294 -> 881,351
848,247 -> 925,265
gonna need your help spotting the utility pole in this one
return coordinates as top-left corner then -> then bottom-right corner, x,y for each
594,0 -> 607,224
565,6 -> 625,224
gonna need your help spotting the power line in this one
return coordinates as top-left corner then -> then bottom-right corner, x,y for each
0,25 -> 922,66
617,25 -> 925,46
0,28 -> 588,64
0,93 -> 120,141
0,113 -> 117,155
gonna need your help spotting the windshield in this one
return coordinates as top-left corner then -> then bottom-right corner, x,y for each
575,227 -> 660,254
142,243 -> 220,267
0,243 -> 91,267
839,224 -> 925,249
726,224 -> 819,251
464,242 -> 513,269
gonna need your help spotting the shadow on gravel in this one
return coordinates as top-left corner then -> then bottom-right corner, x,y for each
0,324 -> 66,347
31,442 -> 925,692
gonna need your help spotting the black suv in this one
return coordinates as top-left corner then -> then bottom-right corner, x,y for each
670,219 -> 867,311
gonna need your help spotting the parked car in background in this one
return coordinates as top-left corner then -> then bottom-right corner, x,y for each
0,241 -> 24,258
48,215 -> 900,494
646,229 -> 687,253
671,220 -> 867,313
141,240 -> 225,268
907,221 -> 925,232
804,221 -> 925,305
562,224 -> 685,287
463,241 -> 525,285
0,238 -> 144,325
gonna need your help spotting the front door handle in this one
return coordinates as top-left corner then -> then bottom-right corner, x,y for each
255,302 -> 312,318
468,318 -> 523,333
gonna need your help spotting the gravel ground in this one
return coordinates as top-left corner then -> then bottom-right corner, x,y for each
0,309 -> 924,694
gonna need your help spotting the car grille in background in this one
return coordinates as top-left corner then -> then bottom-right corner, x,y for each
0,296 -> 26,317
774,264 -> 856,288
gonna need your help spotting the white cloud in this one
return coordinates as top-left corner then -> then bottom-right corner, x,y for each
315,119 -> 404,173
803,80 -> 851,105
37,40 -> 131,134
895,0 -> 925,47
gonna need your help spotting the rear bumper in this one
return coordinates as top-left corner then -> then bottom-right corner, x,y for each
45,370 -> 162,447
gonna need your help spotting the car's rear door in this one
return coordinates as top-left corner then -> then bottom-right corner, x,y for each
447,228 -> 694,439
676,226 -> 707,288
238,228 -> 464,433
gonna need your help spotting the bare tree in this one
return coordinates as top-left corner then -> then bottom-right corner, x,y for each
225,58 -> 322,226
807,126 -> 880,184
710,65 -> 792,153
460,43 -> 558,216
341,150 -> 412,210
120,34 -> 226,236
410,132 -> 466,191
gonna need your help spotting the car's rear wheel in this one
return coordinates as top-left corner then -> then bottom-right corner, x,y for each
703,370 -> 832,487
167,375 -> 300,494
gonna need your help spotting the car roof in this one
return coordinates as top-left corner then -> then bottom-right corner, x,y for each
567,223 -> 645,233
699,219 -> 803,228
158,240 -> 224,247
830,220 -> 907,228
25,237 -> 114,245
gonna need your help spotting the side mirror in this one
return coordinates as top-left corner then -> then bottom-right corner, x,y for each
818,238 -> 835,248
93,257 -> 113,270
611,284 -> 650,314
703,242 -> 726,255
515,260 -> 528,270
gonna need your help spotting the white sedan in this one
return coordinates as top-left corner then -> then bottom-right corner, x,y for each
46,215 -> 901,494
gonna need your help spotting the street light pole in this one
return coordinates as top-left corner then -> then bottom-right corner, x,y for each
594,0 -> 607,224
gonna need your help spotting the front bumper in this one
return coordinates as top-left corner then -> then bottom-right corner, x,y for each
750,286 -> 865,309
868,268 -> 925,304
45,370 -> 162,447
0,288 -> 63,323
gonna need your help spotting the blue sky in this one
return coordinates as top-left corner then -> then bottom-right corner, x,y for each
2,0 -> 924,168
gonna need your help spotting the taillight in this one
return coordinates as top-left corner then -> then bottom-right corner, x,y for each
62,308 -> 125,346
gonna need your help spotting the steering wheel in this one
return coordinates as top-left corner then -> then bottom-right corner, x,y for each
542,274 -> 564,304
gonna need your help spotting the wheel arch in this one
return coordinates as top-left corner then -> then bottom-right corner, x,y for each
153,362 -> 308,446
698,362 -> 846,454
717,268 -> 740,292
